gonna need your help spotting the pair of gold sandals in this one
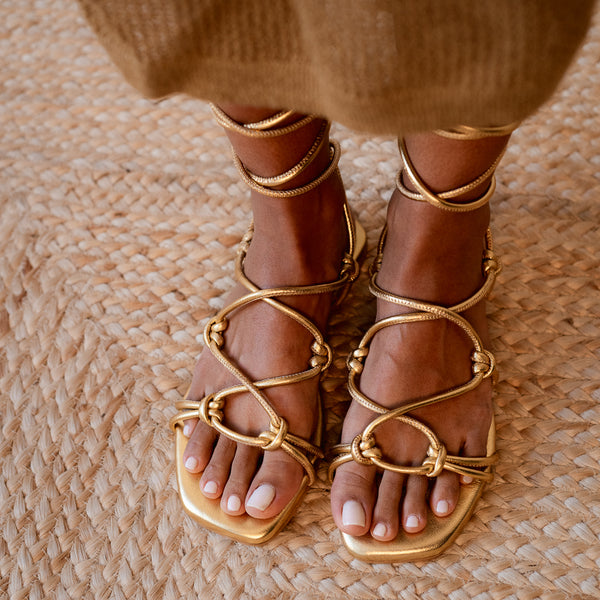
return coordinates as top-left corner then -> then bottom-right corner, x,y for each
170,107 -> 514,562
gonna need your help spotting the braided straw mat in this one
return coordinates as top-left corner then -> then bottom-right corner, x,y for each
2,2 -> 600,599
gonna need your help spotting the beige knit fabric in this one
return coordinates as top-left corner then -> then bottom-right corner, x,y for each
3,1 -> 600,599
77,0 -> 594,134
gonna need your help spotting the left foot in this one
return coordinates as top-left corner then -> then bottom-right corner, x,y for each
331,132 -> 508,541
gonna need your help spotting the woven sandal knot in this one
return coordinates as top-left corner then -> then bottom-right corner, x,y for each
198,394 -> 224,425
422,442 -> 448,478
259,418 -> 289,451
309,340 -> 332,369
347,347 -> 368,374
482,249 -> 501,276
370,252 -> 384,276
208,318 -> 228,347
339,254 -> 360,281
350,433 -> 382,466
472,349 -> 495,378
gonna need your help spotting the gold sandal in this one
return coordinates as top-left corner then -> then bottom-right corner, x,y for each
170,106 -> 366,544
329,124 -> 515,562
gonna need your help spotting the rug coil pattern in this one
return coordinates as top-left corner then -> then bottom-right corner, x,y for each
1,2 -> 600,599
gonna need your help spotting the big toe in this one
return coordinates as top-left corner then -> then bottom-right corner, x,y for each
244,452 -> 306,519
330,462 -> 376,536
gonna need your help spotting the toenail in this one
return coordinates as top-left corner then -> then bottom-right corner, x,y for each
461,475 -> 474,484
372,522 -> 387,539
203,480 -> 218,495
183,422 -> 193,437
246,484 -> 276,512
436,500 -> 450,515
184,457 -> 198,471
342,500 -> 365,528
405,515 -> 420,530
227,495 -> 241,512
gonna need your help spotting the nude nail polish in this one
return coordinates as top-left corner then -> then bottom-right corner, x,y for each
227,495 -> 242,512
342,500 -> 365,527
246,484 -> 276,512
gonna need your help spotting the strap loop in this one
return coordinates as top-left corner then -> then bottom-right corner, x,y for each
330,217 -> 501,483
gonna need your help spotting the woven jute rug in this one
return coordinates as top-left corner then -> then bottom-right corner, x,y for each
2,2 -> 599,599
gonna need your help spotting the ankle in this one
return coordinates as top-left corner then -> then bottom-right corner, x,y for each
245,177 -> 348,287
378,190 -> 490,306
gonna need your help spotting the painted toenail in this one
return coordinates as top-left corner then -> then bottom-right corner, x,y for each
372,523 -> 387,538
203,480 -> 217,494
342,500 -> 365,528
405,515 -> 420,529
183,422 -> 193,437
246,484 -> 276,512
184,456 -> 198,471
436,500 -> 450,515
227,495 -> 241,512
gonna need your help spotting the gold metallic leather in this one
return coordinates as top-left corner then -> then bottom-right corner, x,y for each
331,131 -> 506,561
171,107 -> 366,543
341,421 -> 496,562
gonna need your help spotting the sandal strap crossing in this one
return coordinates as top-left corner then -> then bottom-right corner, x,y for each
396,122 -> 518,212
330,126 -> 511,483
328,230 -> 500,482
211,102 -> 341,199
171,107 -> 360,485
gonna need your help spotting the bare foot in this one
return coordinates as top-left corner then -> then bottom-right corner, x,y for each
331,187 -> 496,541
182,171 -> 350,519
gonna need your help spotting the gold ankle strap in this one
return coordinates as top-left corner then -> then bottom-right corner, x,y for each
397,122 -> 518,212
210,103 -> 316,137
234,139 -> 341,198
211,103 -> 340,198
434,122 -> 519,140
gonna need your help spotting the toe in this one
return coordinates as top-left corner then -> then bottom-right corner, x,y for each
183,420 -> 217,473
198,435 -> 236,499
371,471 -> 404,541
220,444 -> 260,515
330,463 -> 376,536
401,475 -> 428,533
182,418 -> 197,439
430,471 -> 460,517
245,451 -> 305,519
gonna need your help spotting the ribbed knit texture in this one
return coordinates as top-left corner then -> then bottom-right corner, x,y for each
77,0 -> 594,134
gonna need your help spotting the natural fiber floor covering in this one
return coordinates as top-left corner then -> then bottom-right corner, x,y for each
2,2 -> 600,599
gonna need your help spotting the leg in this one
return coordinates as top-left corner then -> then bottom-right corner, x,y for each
331,129 -> 510,557
172,103 -> 361,537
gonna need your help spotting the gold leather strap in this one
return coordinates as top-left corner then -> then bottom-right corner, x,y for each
171,205 -> 359,484
210,103 -> 316,137
329,214 -> 502,483
171,120 -> 360,482
211,103 -> 339,199
397,122 -> 518,212
434,122 -> 519,140
234,140 -> 341,198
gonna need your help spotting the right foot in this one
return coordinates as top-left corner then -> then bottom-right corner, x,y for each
180,107 -> 353,520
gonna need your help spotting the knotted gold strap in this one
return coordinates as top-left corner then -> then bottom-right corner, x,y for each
329,236 -> 500,481
330,132 -> 506,482
171,207 -> 359,485
329,257 -> 499,481
172,106 -> 360,484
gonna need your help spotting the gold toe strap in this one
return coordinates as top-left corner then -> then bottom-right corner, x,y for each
328,419 -> 497,483
172,105 -> 362,484
329,226 -> 501,484
171,391 -> 323,484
